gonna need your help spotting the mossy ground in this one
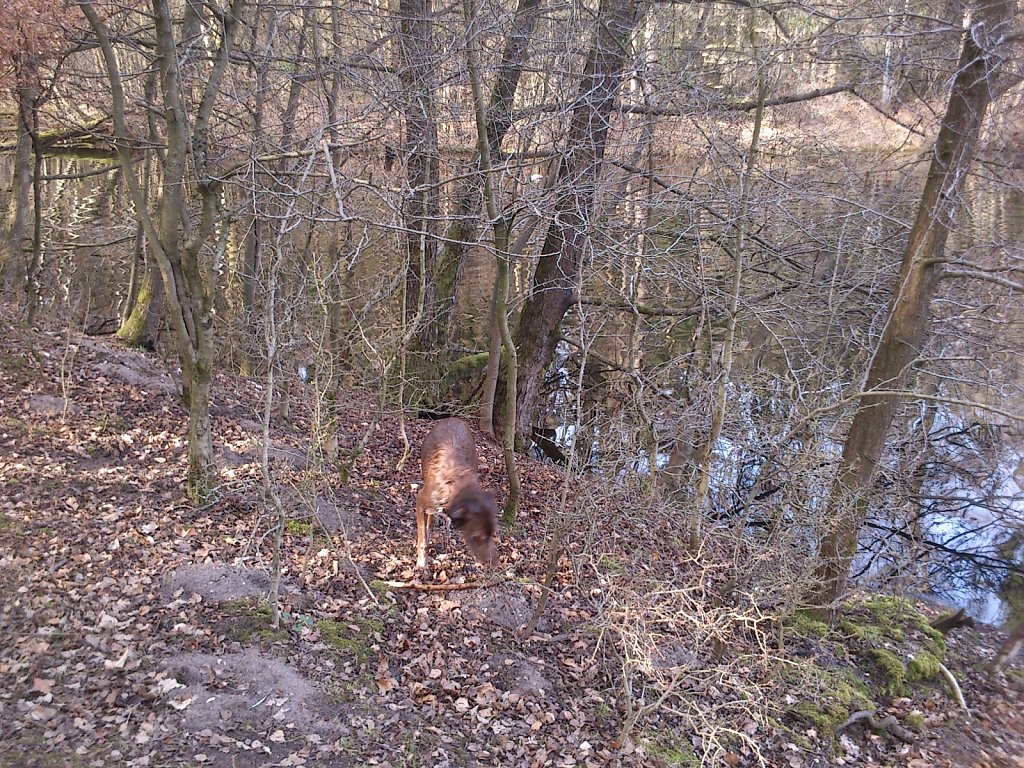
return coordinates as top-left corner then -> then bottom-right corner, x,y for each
783,595 -> 948,736
284,518 -> 313,536
219,598 -> 290,644
317,616 -> 385,666
642,732 -> 701,767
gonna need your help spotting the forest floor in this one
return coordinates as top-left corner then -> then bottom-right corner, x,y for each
1,318 -> 1022,768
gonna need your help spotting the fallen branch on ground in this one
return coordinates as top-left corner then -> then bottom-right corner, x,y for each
382,579 -> 500,591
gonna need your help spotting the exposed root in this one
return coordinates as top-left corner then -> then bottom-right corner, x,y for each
838,710 -> 918,743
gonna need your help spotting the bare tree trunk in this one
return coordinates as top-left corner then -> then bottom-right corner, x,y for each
83,0 -> 245,501
464,0 -> 520,519
238,0 -> 276,376
397,0 -> 441,351
117,265 -> 165,349
478,277 -> 502,436
438,0 -> 542,345
689,11 -> 766,550
316,1 -> 348,464
511,0 -> 640,449
118,107 -> 164,349
2,83 -> 36,284
24,103 -> 44,325
811,0 -> 1014,608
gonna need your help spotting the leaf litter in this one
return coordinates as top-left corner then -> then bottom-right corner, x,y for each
1,321 -> 1022,767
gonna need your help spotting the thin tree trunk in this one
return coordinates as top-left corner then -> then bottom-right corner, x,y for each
24,104 -> 44,325
478,277 -> 502,437
118,126 -> 164,349
82,0 -> 244,501
317,2 -> 348,464
239,1 -> 273,377
464,0 -> 520,520
117,266 -> 165,349
511,0 -> 640,449
811,0 -> 1014,608
689,11 -> 766,550
495,222 -> 520,523
479,219 -> 539,436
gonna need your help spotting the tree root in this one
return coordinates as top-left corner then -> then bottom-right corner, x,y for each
838,710 -> 918,743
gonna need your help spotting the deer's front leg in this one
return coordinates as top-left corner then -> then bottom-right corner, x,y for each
415,491 -> 432,570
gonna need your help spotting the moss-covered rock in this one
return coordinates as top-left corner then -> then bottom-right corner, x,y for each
860,595 -> 945,650
784,663 -> 876,734
285,518 -> 312,536
867,648 -> 908,696
903,710 -> 926,730
839,617 -> 886,643
907,651 -> 943,683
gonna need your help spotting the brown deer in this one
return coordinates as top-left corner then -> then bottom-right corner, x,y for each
415,418 -> 498,570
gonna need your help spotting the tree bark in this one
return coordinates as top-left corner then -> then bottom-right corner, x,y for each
810,0 -> 1014,608
438,0 -> 542,346
82,0 -> 245,501
118,93 -> 163,351
463,0 -> 520,520
24,100 -> 44,325
116,265 -> 165,349
397,0 -> 441,351
2,83 -> 36,284
511,0 -> 641,449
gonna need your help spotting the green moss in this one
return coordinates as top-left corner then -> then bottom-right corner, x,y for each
839,618 -> 886,643
903,711 -> 925,730
285,518 -> 312,535
443,352 -> 489,383
221,598 -> 289,644
907,651 -> 943,683
789,701 -> 845,732
784,662 -> 876,735
860,595 -> 945,650
787,610 -> 831,639
598,553 -> 627,575
317,617 -> 384,665
643,734 -> 701,767
0,355 -> 33,388
1,417 -> 28,437
868,648 -> 907,696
